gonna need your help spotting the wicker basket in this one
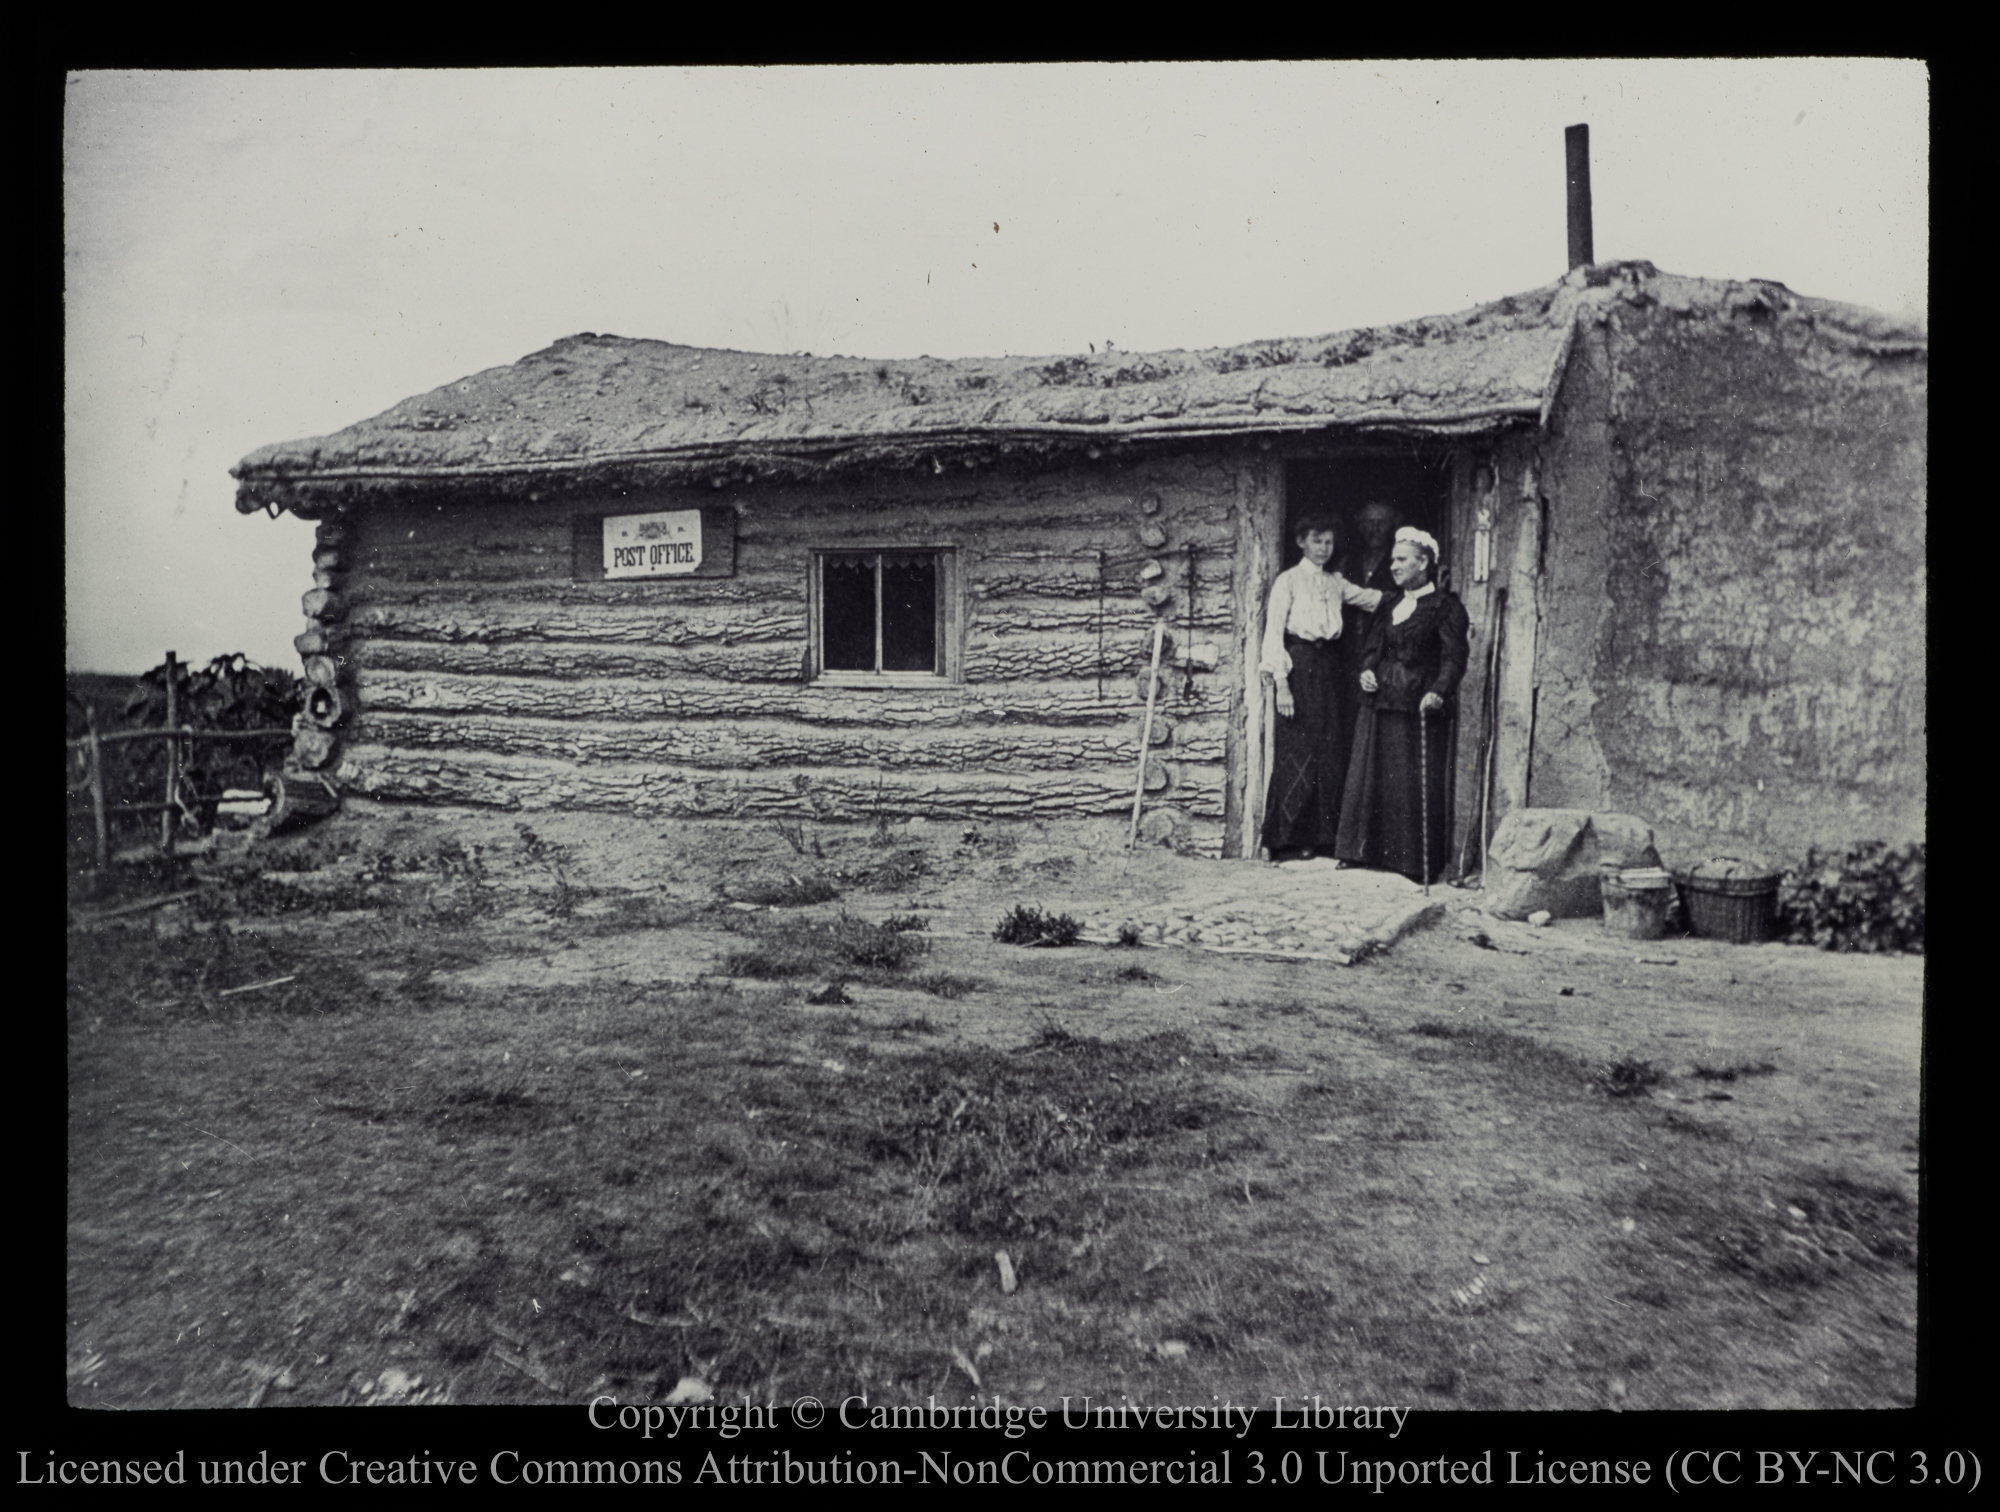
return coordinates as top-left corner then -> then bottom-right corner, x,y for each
1675,869 -> 1781,943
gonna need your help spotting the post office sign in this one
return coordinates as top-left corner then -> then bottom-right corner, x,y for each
603,510 -> 704,577
572,503 -> 735,581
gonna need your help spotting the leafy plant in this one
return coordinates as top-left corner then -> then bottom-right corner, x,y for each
122,654 -> 300,741
1779,842 -> 1924,954
516,825 -> 579,920
772,820 -> 823,860
70,656 -> 302,852
993,905 -> 1083,947
425,841 -> 494,923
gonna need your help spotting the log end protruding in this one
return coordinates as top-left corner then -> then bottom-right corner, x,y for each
295,624 -> 352,658
290,722 -> 340,770
302,587 -> 348,622
265,768 -> 340,833
304,684 -> 347,730
302,655 -> 344,690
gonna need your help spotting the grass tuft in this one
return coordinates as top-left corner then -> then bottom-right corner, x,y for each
860,1030 -> 1224,1237
67,925 -> 375,1026
1601,1056 -> 1665,1097
1691,1060 -> 1779,1082
724,914 -> 928,980
855,850 -> 930,893
732,874 -> 842,908
912,972 -> 979,1000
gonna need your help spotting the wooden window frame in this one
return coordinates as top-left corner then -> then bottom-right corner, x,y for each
808,546 -> 961,687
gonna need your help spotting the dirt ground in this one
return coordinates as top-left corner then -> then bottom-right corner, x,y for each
66,805 -> 1922,1414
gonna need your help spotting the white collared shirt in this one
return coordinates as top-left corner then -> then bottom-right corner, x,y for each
1389,580 -> 1436,625
1260,562 -> 1383,677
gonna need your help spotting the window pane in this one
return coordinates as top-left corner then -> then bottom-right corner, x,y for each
822,556 -> 877,671
880,556 -> 938,672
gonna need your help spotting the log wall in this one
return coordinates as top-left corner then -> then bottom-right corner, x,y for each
313,455 -> 1254,853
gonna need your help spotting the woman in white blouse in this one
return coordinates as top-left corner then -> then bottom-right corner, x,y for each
1260,514 -> 1385,860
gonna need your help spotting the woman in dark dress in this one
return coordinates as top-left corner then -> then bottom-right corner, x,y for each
1334,527 -> 1470,883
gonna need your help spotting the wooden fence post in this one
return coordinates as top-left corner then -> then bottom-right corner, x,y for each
161,650 -> 179,855
85,707 -> 110,872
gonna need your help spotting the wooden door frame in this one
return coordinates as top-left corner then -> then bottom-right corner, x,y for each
1231,458 -> 1285,859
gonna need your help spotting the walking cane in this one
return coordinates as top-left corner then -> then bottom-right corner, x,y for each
1419,703 -> 1431,896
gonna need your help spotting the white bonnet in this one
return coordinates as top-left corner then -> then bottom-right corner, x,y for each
1395,525 -> 1441,564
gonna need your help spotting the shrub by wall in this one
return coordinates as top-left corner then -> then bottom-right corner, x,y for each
1779,841 -> 1925,955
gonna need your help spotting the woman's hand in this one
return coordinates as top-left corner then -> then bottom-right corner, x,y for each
1274,683 -> 1295,719
1419,692 -> 1445,716
1359,670 -> 1378,694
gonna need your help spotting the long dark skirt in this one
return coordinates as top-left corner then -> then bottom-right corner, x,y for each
1334,705 -> 1450,882
1262,637 -> 1351,856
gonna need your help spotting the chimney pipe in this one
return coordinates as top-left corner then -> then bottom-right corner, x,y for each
1565,123 -> 1594,270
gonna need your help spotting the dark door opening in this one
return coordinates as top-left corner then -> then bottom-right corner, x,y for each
1267,453 -> 1461,875
1282,457 -> 1453,588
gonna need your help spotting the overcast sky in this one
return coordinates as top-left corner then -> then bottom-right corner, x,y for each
64,61 -> 1927,674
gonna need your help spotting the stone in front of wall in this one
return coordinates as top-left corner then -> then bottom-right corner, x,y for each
1137,807 -> 1188,847
1483,809 -> 1662,920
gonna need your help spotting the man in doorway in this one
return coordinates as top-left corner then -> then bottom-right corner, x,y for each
1337,500 -> 1403,763
1346,501 -> 1402,596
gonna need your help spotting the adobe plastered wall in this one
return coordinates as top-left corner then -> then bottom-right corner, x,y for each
1533,290 -> 1926,865
319,453 -> 1248,854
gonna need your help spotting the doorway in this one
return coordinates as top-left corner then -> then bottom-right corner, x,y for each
1246,453 -> 1458,868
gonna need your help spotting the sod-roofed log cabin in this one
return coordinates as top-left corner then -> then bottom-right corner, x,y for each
235,261 -> 1925,867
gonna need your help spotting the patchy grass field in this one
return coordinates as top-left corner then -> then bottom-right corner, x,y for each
66,808 -> 1920,1411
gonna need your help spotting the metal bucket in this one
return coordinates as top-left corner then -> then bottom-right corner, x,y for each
1602,867 -> 1673,940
